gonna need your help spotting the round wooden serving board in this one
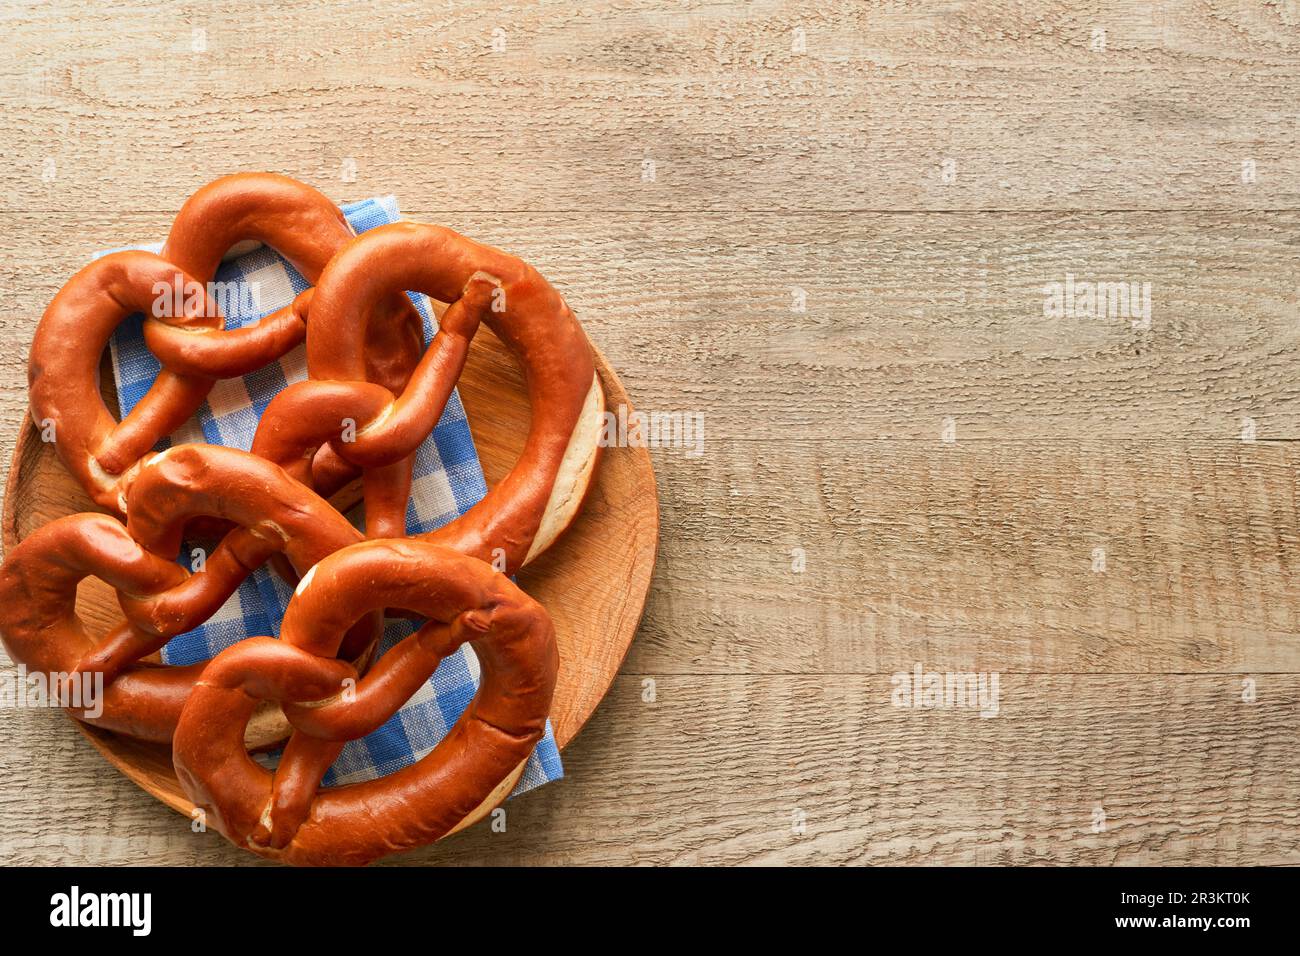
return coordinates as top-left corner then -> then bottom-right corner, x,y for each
1,326 -> 658,819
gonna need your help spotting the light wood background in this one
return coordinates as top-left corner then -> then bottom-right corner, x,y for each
1,0 -> 1298,865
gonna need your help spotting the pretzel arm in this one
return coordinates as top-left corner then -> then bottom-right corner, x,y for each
262,734 -> 346,850
143,294 -> 310,379
283,620 -> 455,741
74,621 -> 172,686
359,456 -> 414,539
306,443 -> 361,499
117,526 -> 283,637
95,372 -> 212,484
325,278 -> 492,470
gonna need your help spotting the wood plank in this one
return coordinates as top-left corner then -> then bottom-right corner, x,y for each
1,210 -> 1298,444
1,1 -> 1298,212
1,675 -> 1294,865
6,433 -> 1298,677
635,437 -> 1300,675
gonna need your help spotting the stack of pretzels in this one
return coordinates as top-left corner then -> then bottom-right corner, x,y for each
0,174 -> 605,865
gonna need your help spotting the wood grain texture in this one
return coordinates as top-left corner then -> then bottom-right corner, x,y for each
1,1 -> 1298,212
3,210 -> 1299,441
1,675 -> 1295,866
636,437 -> 1300,676
1,0 -> 1298,866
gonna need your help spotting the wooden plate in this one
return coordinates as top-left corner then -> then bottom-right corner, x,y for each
1,327 -> 659,818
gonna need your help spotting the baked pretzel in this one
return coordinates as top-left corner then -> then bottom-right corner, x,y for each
6,175 -> 597,864
251,222 -> 605,567
173,539 -> 558,866
0,444 -> 370,742
27,173 -> 424,514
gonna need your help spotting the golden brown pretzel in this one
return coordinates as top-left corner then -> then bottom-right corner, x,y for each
27,173 -> 424,514
251,222 -> 605,567
0,444 -> 369,742
6,175 -> 597,865
173,539 -> 558,866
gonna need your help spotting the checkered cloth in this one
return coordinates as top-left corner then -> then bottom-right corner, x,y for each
101,196 -> 562,791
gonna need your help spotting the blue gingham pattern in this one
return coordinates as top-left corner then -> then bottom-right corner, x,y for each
102,196 -> 562,792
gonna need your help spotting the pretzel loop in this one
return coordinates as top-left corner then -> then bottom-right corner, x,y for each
29,252 -> 222,511
172,539 -> 559,867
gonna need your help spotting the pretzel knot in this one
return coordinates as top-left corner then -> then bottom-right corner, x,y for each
0,445 -> 371,743
253,221 -> 606,568
172,539 -> 558,867
28,173 -> 424,514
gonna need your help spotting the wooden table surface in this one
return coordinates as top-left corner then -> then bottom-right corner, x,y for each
1,0 -> 1298,866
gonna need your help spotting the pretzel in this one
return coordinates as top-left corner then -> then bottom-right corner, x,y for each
0,444 -> 371,742
27,173 -> 424,514
173,539 -> 558,866
7,176 -> 597,864
251,221 -> 605,568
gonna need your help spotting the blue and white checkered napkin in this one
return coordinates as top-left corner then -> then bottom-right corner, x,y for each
103,196 -> 562,791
